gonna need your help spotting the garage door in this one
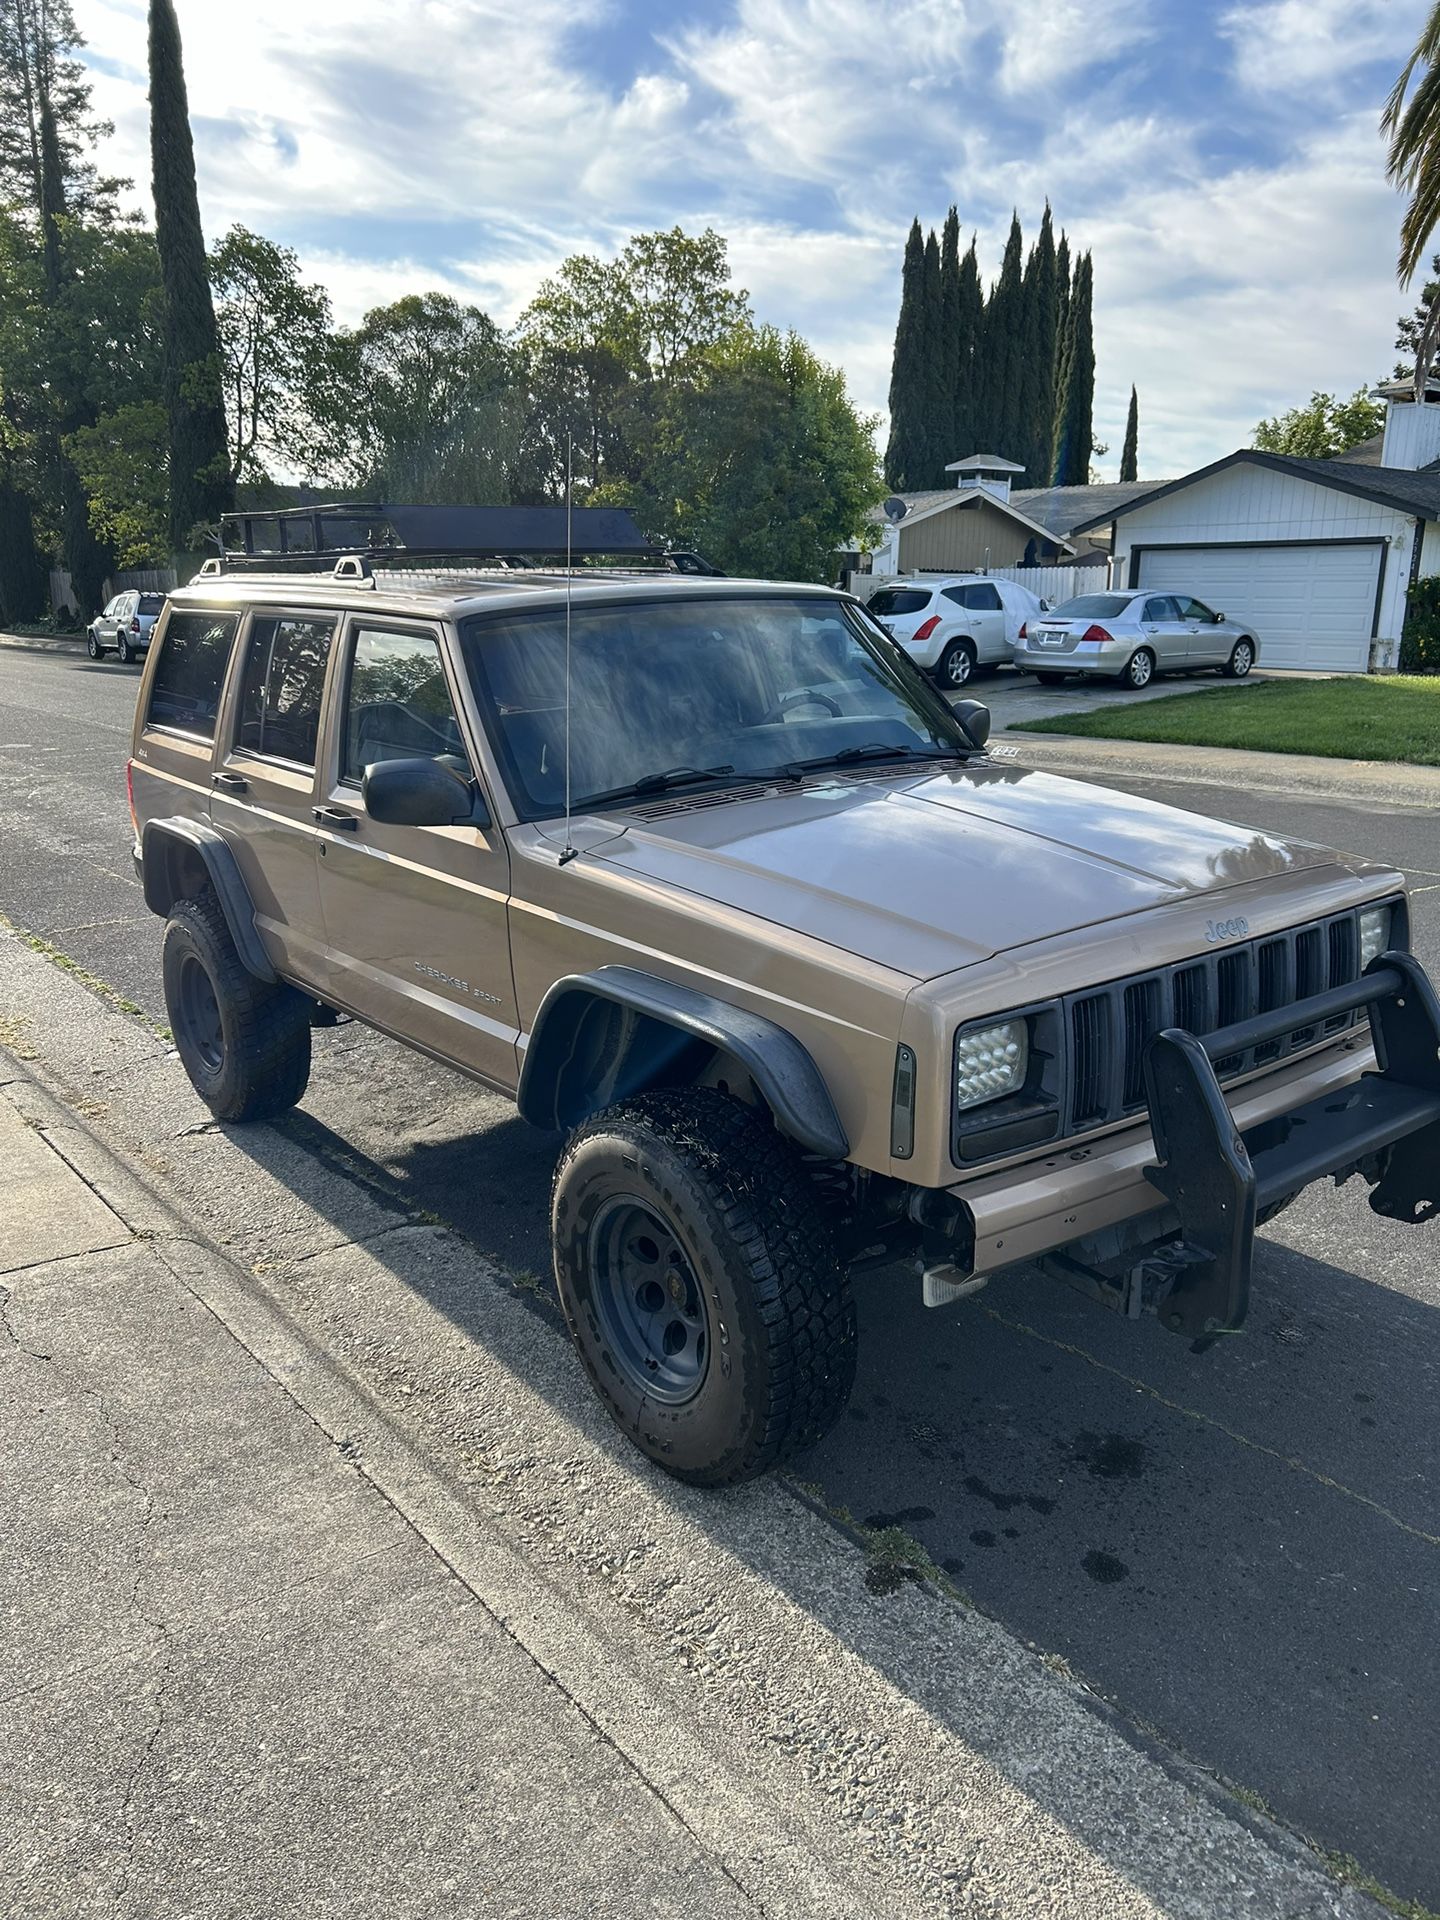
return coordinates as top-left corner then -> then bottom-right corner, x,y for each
1135,543 -> 1381,671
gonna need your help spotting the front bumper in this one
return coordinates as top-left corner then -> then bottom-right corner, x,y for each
928,952 -> 1440,1336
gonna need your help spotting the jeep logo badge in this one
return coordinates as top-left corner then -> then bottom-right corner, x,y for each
1204,915 -> 1250,943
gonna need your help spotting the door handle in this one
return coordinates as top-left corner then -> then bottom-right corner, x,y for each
312,806 -> 359,831
212,771 -> 248,793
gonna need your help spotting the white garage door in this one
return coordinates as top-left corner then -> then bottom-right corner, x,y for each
1136,543 -> 1381,671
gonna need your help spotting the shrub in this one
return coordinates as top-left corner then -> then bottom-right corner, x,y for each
1401,573 -> 1440,673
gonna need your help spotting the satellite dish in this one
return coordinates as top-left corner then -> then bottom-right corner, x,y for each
883,495 -> 909,523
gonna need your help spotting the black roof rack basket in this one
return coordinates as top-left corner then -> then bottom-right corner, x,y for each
206,501 -> 723,577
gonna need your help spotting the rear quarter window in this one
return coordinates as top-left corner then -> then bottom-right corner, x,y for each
145,610 -> 240,739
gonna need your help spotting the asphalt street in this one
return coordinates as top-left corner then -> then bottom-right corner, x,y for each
3,639 -> 1438,1908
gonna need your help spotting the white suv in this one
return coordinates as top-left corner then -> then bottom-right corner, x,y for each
867,575 -> 1046,689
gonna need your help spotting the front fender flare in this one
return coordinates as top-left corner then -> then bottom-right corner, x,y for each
518,966 -> 849,1160
140,817 -> 276,984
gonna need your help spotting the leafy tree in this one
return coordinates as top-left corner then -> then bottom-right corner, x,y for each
617,226 -> 750,381
884,218 -> 930,490
333,293 -> 521,503
1119,385 -> 1139,480
64,402 -> 169,565
1051,251 -> 1095,485
1385,6 -> 1440,387
149,0 -> 230,548
601,324 -> 881,582
982,213 -> 1025,462
210,225 -> 340,483
1252,388 -> 1383,458
0,0 -> 121,219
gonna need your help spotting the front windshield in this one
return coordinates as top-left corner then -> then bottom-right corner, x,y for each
462,593 -> 970,819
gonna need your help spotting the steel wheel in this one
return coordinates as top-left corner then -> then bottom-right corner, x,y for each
1124,648 -> 1154,689
175,952 -> 225,1073
589,1196 -> 709,1406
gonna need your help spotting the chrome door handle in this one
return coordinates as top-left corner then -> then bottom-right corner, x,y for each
212,771 -> 248,793
312,806 -> 358,831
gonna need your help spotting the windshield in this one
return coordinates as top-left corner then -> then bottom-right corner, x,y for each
461,594 -> 971,819
868,587 -> 931,617
1050,592 -> 1135,619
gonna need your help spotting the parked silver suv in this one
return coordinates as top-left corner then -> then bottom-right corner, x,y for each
88,590 -> 165,664
126,509 -> 1440,1485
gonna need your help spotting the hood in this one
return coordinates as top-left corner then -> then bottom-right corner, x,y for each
589,762 -> 1344,979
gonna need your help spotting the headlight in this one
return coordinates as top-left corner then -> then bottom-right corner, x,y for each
955,1019 -> 1028,1111
1359,904 -> 1393,969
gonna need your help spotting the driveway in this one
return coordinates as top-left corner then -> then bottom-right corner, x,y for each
970,664 -> 1283,728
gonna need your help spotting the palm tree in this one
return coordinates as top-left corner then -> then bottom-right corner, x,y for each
1384,5 -> 1440,390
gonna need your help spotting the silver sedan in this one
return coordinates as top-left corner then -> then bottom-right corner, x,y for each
1011,589 -> 1259,690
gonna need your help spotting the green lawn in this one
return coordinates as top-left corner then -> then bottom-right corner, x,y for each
1009,675 -> 1440,767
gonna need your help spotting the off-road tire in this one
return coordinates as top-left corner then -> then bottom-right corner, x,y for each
1121,647 -> 1155,690
935,638 -> 976,689
116,630 -> 133,664
162,893 -> 311,1123
1222,639 -> 1254,678
1033,671 -> 1067,686
86,628 -> 104,660
552,1088 -> 857,1485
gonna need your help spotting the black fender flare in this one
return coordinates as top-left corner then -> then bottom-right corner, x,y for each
139,818 -> 276,983
518,965 -> 849,1160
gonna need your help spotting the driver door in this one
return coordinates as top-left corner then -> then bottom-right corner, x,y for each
313,617 -> 520,1091
1177,596 -> 1225,665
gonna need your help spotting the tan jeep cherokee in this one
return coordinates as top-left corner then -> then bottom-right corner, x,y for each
128,514 -> 1440,1484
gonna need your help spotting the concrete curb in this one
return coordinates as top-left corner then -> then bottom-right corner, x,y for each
0,629 -> 87,654
0,926 -> 1387,1919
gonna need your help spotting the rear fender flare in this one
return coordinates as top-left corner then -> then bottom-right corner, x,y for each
140,818 -> 276,983
518,966 -> 849,1160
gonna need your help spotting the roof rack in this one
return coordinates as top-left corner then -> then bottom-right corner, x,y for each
206,501 -> 723,577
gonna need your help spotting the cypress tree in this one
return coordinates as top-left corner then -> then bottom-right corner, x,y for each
1051,251 -> 1095,485
984,213 -> 1025,463
920,225 -> 944,484
1016,203 -> 1058,484
937,207 -> 962,476
1119,384 -> 1139,481
954,236 -> 983,458
1054,232 -> 1072,375
885,219 -> 929,490
149,0 -> 231,551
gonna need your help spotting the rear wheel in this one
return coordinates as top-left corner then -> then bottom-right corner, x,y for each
162,893 -> 311,1122
935,638 -> 976,689
1121,647 -> 1155,690
86,628 -> 103,660
116,631 -> 133,664
552,1088 -> 857,1485
1222,638 -> 1254,678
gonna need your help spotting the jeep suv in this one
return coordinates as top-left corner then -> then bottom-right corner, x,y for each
127,542 -> 1440,1484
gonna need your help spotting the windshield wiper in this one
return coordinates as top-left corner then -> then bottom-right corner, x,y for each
575,764 -> 738,808
761,742 -> 966,778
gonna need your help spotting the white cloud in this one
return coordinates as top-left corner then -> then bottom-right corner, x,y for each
1221,0 -> 1416,96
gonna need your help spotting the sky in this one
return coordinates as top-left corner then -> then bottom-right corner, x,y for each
74,0 -> 1431,482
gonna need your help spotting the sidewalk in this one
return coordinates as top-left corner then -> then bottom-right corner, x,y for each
0,927 -> 1387,1919
0,628 -> 86,654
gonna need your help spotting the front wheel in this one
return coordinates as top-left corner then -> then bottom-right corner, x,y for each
1222,639 -> 1254,678
1121,647 -> 1155,689
935,638 -> 976,689
552,1089 -> 857,1485
162,893 -> 312,1122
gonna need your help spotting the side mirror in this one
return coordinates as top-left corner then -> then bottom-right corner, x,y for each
951,697 -> 991,749
363,756 -> 484,827
1213,610 -> 1225,623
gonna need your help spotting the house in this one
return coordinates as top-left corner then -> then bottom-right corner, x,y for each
868,456 -> 1079,573
1069,381 -> 1440,671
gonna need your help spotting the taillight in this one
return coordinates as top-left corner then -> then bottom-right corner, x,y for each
1082,624 -> 1113,644
1017,622 -> 1027,640
912,615 -> 941,642
126,759 -> 138,835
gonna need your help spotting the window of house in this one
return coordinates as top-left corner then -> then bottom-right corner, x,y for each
145,611 -> 240,738
341,626 -> 470,785
236,615 -> 336,766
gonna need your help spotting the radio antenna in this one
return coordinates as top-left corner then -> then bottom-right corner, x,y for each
558,433 -> 578,866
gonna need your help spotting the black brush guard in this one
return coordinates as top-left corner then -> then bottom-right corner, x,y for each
1141,951 -> 1440,1340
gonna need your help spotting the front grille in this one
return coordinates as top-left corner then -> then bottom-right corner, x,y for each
1064,908 -> 1366,1135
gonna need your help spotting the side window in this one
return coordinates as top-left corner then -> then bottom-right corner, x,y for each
145,610 -> 240,738
1143,596 -> 1177,621
342,626 -> 470,786
941,586 -> 967,607
1180,596 -> 1214,621
964,582 -> 1003,611
236,615 -> 336,766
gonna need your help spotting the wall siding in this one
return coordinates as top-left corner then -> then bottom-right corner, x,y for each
1111,464 -> 1415,670
898,498 -> 1036,572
